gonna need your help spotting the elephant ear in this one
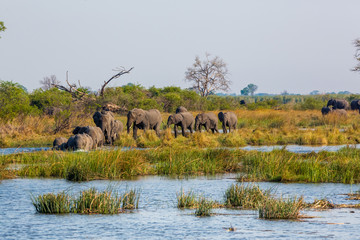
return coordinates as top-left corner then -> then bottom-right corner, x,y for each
135,109 -> 146,124
218,112 -> 224,122
93,112 -> 102,126
174,113 -> 184,123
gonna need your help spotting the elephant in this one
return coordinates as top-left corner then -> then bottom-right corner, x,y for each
53,137 -> 68,150
112,120 -> 123,142
194,112 -> 219,133
93,110 -> 122,145
175,106 -> 188,113
326,99 -> 350,110
218,112 -> 238,133
321,107 -> 347,116
73,126 -> 105,148
127,108 -> 162,139
67,133 -> 94,151
167,112 -> 194,137
350,99 -> 360,110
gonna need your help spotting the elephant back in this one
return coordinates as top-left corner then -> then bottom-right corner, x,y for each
180,112 -> 194,126
176,106 -> 188,114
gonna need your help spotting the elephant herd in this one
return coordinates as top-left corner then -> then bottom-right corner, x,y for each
321,98 -> 360,116
53,106 -> 239,150
53,111 -> 123,151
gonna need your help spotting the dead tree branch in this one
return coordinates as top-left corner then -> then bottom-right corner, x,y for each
99,67 -> 134,97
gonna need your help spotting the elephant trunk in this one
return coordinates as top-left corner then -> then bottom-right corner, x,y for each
127,120 -> 132,134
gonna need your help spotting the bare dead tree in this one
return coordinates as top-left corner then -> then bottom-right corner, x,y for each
185,53 -> 231,97
99,67 -> 134,97
52,71 -> 93,101
40,75 -> 60,90
352,39 -> 360,72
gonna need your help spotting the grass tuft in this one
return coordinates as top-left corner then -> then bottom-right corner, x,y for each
224,183 -> 271,209
195,196 -> 214,217
258,196 -> 304,219
32,187 -> 140,214
31,191 -> 72,214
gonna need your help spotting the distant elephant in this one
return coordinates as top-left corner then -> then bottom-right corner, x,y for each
321,107 -> 347,116
73,126 -> 104,148
327,99 -> 350,110
127,108 -> 162,139
167,112 -> 194,137
67,133 -> 94,151
350,99 -> 360,110
218,112 -> 238,133
53,137 -> 68,150
93,110 -> 121,145
195,112 -> 219,133
175,106 -> 188,113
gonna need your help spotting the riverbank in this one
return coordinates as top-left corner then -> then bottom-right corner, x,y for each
1,109 -> 360,148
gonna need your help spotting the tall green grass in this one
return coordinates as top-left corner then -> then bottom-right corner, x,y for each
31,191 -> 72,214
3,147 -> 360,183
258,196 -> 304,219
31,187 -> 140,214
224,183 -> 271,209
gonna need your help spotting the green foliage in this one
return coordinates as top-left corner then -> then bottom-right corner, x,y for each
30,88 -> 72,111
295,97 -> 324,110
0,81 -> 38,121
0,21 -> 6,38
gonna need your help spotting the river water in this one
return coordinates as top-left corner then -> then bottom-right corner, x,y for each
1,144 -> 360,155
1,175 -> 360,239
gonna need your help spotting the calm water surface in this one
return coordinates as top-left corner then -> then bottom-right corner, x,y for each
1,175 -> 360,239
1,144 -> 360,155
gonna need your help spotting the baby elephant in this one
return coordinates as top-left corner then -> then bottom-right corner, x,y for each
195,112 -> 219,133
53,137 -> 68,150
167,112 -> 194,137
218,112 -> 238,133
67,133 -> 94,151
73,126 -> 105,149
321,107 -> 347,116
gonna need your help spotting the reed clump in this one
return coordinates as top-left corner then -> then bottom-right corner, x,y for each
31,191 -> 72,214
224,183 -> 271,209
177,189 -> 198,208
31,187 -> 140,214
195,196 -> 214,217
258,196 -> 304,219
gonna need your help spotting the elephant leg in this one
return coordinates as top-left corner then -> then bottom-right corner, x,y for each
133,126 -> 138,139
189,126 -> 193,134
174,125 -> 178,138
222,123 -> 227,134
181,123 -> 186,137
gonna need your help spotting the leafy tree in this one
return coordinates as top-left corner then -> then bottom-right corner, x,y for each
0,81 -> 37,121
310,90 -> 320,95
247,84 -> 258,96
0,21 -> 6,38
185,53 -> 231,97
240,87 -> 249,95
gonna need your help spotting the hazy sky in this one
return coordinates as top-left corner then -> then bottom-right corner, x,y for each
1,0 -> 360,94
